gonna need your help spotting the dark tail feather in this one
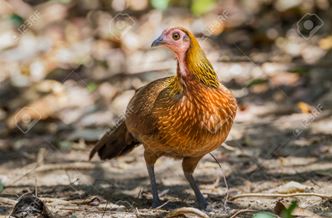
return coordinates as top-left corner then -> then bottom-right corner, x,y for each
89,121 -> 140,160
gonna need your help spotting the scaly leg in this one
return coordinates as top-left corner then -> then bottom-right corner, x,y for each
182,156 -> 207,209
144,150 -> 161,208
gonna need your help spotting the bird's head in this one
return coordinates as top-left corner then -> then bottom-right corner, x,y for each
151,27 -> 219,89
151,27 -> 191,59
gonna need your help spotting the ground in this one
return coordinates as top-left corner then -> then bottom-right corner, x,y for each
1,68 -> 332,217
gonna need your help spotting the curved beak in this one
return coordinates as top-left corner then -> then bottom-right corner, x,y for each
151,35 -> 164,47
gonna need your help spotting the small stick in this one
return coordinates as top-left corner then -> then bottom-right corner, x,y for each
166,207 -> 209,218
134,207 -> 140,217
222,143 -> 236,151
155,200 -> 169,209
9,148 -> 46,185
56,206 -> 81,211
209,152 -> 229,209
0,197 -> 16,205
41,196 -> 103,206
10,163 -> 39,184
35,162 -> 95,172
69,196 -> 103,205
102,200 -> 109,217
40,197 -> 74,205
230,192 -> 332,200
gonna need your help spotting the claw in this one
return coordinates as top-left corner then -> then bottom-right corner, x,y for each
197,197 -> 208,210
151,199 -> 162,208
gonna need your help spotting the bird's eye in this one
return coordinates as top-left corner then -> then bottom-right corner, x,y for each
172,32 -> 180,40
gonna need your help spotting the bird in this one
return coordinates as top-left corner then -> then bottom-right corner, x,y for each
89,27 -> 237,209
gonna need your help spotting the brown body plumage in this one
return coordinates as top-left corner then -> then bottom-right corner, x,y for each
90,27 -> 237,209
126,77 -> 236,158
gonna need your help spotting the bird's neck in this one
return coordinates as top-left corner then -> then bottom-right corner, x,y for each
175,45 -> 220,90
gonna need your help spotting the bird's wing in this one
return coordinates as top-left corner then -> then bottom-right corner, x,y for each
124,76 -> 175,140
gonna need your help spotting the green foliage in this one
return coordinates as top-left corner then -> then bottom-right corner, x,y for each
253,201 -> 298,218
87,82 -> 97,92
246,78 -> 268,88
253,212 -> 276,218
56,0 -> 72,4
289,67 -> 310,75
58,140 -> 72,150
10,14 -> 24,26
151,0 -> 170,10
281,201 -> 297,218
0,180 -> 4,193
150,0 -> 216,15
191,0 -> 216,16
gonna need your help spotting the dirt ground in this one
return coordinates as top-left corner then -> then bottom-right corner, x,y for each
1,67 -> 332,217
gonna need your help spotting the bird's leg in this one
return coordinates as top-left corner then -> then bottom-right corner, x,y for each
144,150 -> 161,208
146,164 -> 160,208
182,156 -> 207,209
184,172 -> 207,209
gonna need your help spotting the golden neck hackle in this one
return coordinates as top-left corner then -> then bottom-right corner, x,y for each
184,29 -> 220,89
168,28 -> 220,96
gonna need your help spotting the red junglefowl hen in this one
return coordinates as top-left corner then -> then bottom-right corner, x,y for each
89,27 -> 237,209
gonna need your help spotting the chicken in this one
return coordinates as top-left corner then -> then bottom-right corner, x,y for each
89,27 -> 237,209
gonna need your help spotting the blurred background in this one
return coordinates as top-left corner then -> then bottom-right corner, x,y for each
0,0 -> 332,217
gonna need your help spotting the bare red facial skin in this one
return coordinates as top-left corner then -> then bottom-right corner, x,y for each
152,28 -> 190,61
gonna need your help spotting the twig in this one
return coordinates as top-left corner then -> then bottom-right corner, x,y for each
10,148 -> 46,185
134,207 -> 141,218
211,176 -> 220,188
40,197 -> 74,205
35,162 -> 96,172
222,143 -> 236,151
10,163 -> 40,184
155,200 -> 169,209
229,209 -> 257,218
102,200 -> 109,218
69,196 -> 103,205
34,177 -> 38,196
209,152 -> 229,209
40,196 -> 104,206
5,195 -> 122,206
0,197 -> 16,205
36,148 -> 46,165
55,206 -> 81,211
230,192 -> 332,200
166,207 -> 209,218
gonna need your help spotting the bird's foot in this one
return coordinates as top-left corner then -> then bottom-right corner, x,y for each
151,198 -> 162,208
196,197 -> 208,210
